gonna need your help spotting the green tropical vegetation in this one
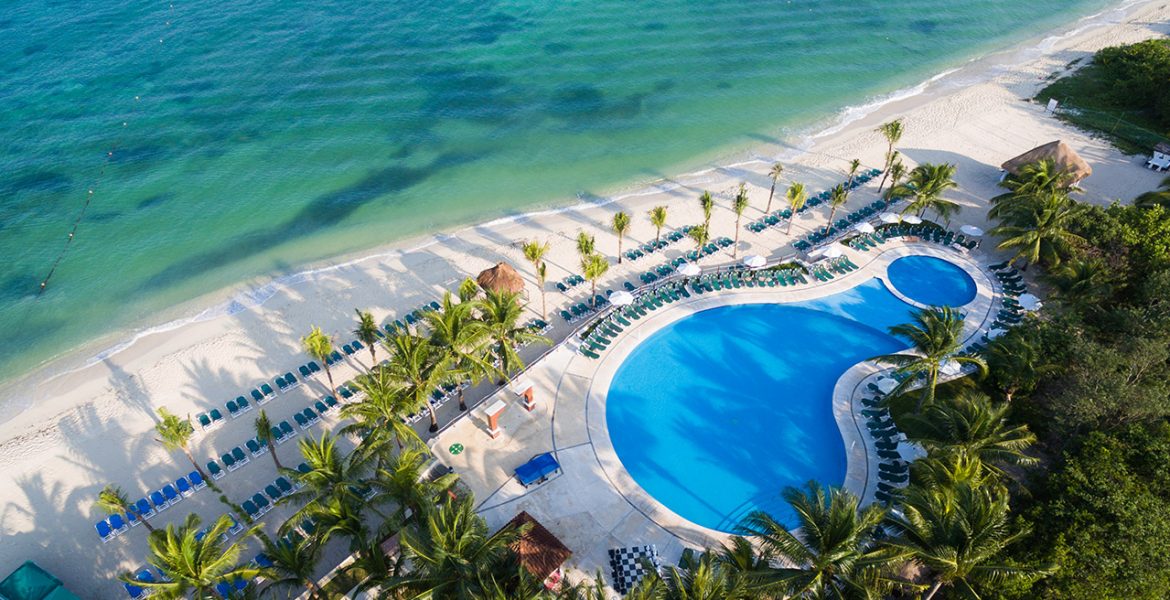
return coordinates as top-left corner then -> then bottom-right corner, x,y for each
731,183 -> 749,258
302,326 -> 337,398
523,239 -> 551,320
612,211 -> 631,264
1037,38 -> 1170,153
649,206 -> 669,244
352,309 -> 380,365
785,182 -> 808,235
153,407 -> 207,481
877,119 -> 904,193
890,163 -> 961,223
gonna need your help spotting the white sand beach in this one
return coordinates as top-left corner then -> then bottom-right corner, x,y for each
1,1 -> 1168,595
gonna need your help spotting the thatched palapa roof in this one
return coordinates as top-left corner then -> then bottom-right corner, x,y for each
476,262 -> 524,294
1001,140 -> 1092,183
504,512 -> 572,580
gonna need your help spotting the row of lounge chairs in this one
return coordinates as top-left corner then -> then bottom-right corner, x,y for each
556,274 -> 586,293
808,257 -> 859,281
95,470 -> 208,543
683,236 -> 734,262
621,227 -> 691,262
690,268 -> 808,292
578,282 -> 694,359
858,392 -> 909,503
794,196 -> 896,251
747,168 -> 882,234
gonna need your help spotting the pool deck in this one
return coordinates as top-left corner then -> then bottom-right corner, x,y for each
431,240 -> 1001,576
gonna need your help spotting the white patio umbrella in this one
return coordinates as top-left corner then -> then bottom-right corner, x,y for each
609,290 -> 634,306
677,263 -> 701,277
823,246 -> 844,259
940,359 -> 962,376
854,222 -> 876,234
880,212 -> 901,224
902,214 -> 923,225
742,254 -> 767,269
960,224 -> 985,236
876,378 -> 898,394
1018,293 -> 1042,311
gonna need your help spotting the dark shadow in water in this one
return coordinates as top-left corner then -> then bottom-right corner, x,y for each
910,19 -> 939,35
643,22 -> 667,31
0,171 -> 73,198
543,42 -> 572,55
23,43 -> 47,56
134,150 -> 479,291
136,193 -> 172,210
459,12 -> 523,46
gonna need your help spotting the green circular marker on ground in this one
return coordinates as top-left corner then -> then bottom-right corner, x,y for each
449,443 -> 464,455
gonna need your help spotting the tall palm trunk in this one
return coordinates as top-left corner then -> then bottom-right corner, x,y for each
877,146 -> 894,193
766,182 -> 776,213
324,364 -> 336,398
368,346 -> 377,367
183,447 -> 208,481
540,289 -> 547,322
922,580 -> 944,600
271,446 -> 283,471
617,234 -> 624,264
458,387 -> 468,412
425,393 -> 439,432
733,215 -> 741,258
787,219 -> 796,236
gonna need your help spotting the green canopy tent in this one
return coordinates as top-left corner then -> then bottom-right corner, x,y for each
0,562 -> 80,600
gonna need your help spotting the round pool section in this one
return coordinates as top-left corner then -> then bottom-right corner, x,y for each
886,255 -> 977,306
605,279 -> 913,532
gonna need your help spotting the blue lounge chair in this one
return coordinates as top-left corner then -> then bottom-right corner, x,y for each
162,484 -> 181,505
251,388 -> 264,403
275,477 -> 293,495
198,412 -> 213,431
236,396 -> 251,413
242,500 -> 259,519
265,484 -> 282,502
246,438 -> 266,457
231,446 -> 249,466
222,452 -> 237,472
135,498 -> 155,519
271,426 -> 286,445
226,399 -> 240,418
109,513 -> 127,534
275,375 -> 289,392
294,413 -> 310,430
123,581 -> 144,599
515,452 -> 561,487
188,470 -> 207,490
207,460 -> 225,480
150,490 -> 168,512
254,553 -> 274,569
260,383 -> 276,399
96,519 -> 113,543
284,372 -> 298,388
279,420 -> 295,438
209,409 -> 224,424
299,365 -> 312,378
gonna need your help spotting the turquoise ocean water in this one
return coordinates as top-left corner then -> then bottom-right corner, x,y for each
1,0 -> 1114,379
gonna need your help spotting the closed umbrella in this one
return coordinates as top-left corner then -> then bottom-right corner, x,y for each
902,214 -> 923,225
876,378 -> 898,394
960,224 -> 984,236
823,246 -> 844,259
854,222 -> 876,234
880,212 -> 901,224
610,290 -> 634,306
1018,293 -> 1042,311
742,255 -> 767,269
678,263 -> 701,277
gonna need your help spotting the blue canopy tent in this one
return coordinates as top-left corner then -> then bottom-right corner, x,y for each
514,452 -> 561,487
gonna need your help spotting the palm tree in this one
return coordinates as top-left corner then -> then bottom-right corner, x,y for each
1047,257 -> 1112,310
581,253 -> 609,307
280,433 -> 391,553
699,190 -> 714,230
993,159 -> 1078,208
827,184 -> 848,226
387,496 -> 520,599
97,485 -> 155,533
991,191 -> 1084,268
371,445 -> 459,525
731,183 -> 750,258
785,183 -> 808,235
575,231 -> 595,265
649,205 -> 668,245
343,365 -> 423,450
353,310 -> 380,366
381,329 -> 454,432
765,162 -> 785,213
1135,174 -> 1170,208
846,158 -> 862,190
426,292 -> 493,411
260,536 -> 323,599
884,157 -> 906,208
302,326 -> 336,398
877,119 -> 904,193
480,290 -> 547,384
123,513 -> 263,598
738,482 -> 901,599
522,240 -> 551,320
892,163 -> 960,222
884,483 -> 1051,600
254,409 -> 282,471
984,332 -> 1054,404
871,306 -> 988,410
458,277 -> 480,303
688,224 -> 710,255
898,390 -> 1037,479
154,407 -> 206,481
612,211 -> 631,264
656,550 -> 752,600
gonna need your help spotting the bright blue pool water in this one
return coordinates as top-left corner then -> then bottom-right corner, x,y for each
606,279 -> 925,532
887,256 -> 977,307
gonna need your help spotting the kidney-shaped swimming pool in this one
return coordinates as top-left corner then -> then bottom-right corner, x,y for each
605,264 -> 975,533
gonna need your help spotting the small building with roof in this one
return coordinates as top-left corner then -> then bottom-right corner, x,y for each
1000,140 -> 1092,184
504,511 -> 573,590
